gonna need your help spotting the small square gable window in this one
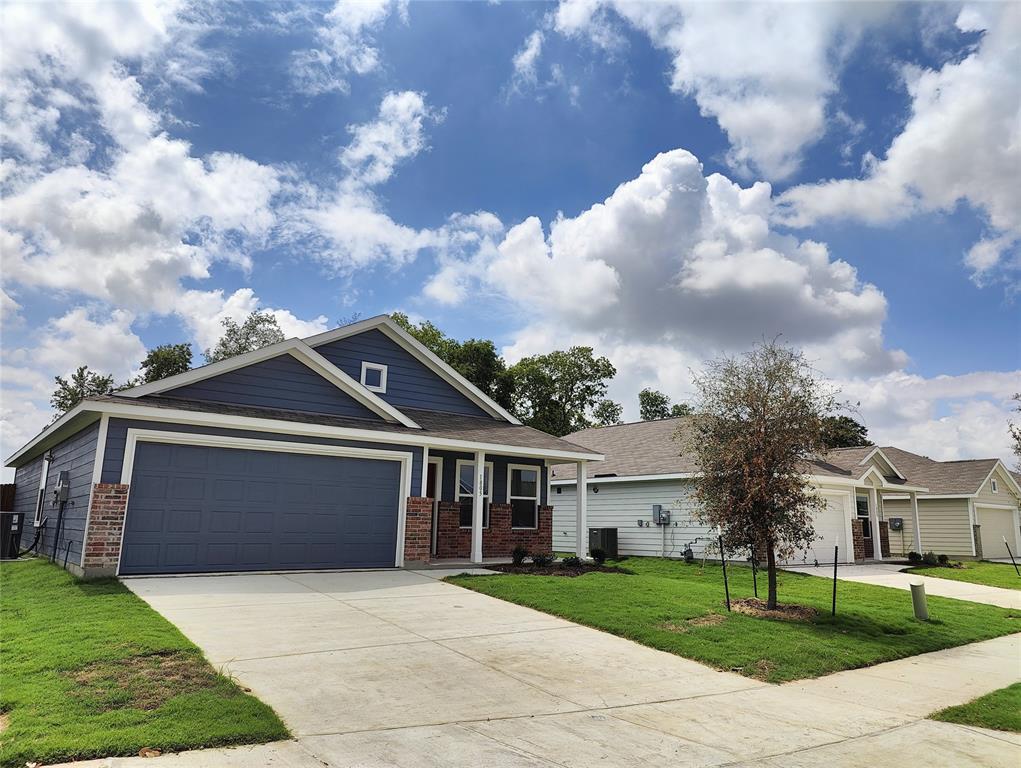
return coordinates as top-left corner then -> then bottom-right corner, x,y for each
360,362 -> 387,393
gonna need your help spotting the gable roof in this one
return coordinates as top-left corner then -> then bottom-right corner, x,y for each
4,393 -> 602,468
879,447 -> 1016,496
117,338 -> 420,428
548,420 -> 986,493
302,315 -> 521,425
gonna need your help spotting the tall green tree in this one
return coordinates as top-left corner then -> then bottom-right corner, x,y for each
820,415 -> 872,449
390,312 -> 515,408
670,403 -> 693,417
639,388 -> 671,420
51,366 -> 114,417
687,341 -> 837,609
593,399 -> 624,427
204,311 -> 285,363
138,343 -> 193,383
509,347 -> 616,436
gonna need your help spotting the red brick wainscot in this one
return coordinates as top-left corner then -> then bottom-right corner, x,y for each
81,483 -> 129,578
851,518 -> 866,562
403,496 -> 433,563
877,520 -> 891,558
436,502 -> 552,559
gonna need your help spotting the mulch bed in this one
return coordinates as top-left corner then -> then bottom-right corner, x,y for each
487,562 -> 631,577
731,597 -> 818,622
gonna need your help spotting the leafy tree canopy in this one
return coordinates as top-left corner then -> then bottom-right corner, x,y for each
51,366 -> 114,417
138,343 -> 193,384
639,388 -> 693,420
1010,393 -> 1021,472
509,347 -> 616,436
390,312 -> 514,408
687,340 -> 838,609
593,399 -> 624,427
820,415 -> 872,449
639,388 -> 671,420
204,311 -> 284,364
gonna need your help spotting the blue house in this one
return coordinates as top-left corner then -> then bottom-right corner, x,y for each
5,315 -> 602,578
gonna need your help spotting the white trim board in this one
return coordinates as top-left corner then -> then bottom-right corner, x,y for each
303,314 -> 522,425
115,428 -> 414,574
116,339 -> 419,429
5,400 -> 601,467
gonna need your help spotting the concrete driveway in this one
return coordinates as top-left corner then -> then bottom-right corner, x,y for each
783,562 -> 1021,609
69,569 -> 1020,767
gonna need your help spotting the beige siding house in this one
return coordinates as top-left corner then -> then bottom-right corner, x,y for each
881,450 -> 1021,559
551,418 -> 1020,563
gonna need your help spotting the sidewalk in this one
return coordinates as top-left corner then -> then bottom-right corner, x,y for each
783,562 -> 1021,609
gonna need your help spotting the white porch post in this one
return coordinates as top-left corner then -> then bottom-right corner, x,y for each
471,450 -> 485,563
910,491 -> 922,553
575,461 -> 588,558
868,487 -> 883,561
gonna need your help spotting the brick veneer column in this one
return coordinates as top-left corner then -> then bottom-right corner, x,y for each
436,501 -> 469,558
851,519 -> 865,562
81,483 -> 129,578
878,521 -> 891,558
404,496 -> 433,563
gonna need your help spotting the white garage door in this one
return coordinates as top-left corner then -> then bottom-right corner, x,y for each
978,507 -> 1019,560
780,493 -> 850,565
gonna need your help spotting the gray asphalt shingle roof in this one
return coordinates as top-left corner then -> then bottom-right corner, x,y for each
550,418 -> 1003,495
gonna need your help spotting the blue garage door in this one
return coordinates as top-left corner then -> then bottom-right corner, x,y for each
120,441 -> 402,574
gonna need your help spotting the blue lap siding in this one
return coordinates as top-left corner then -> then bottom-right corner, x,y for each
314,329 -> 491,418
164,353 -> 384,420
12,421 -> 99,565
430,450 -> 547,506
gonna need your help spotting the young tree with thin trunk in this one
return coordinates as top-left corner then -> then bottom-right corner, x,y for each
686,341 -> 837,609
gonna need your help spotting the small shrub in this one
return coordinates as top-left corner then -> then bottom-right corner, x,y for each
531,552 -> 555,566
922,551 -> 939,566
562,555 -> 582,567
590,547 -> 607,565
907,551 -> 922,564
937,553 -> 950,566
511,545 -> 529,566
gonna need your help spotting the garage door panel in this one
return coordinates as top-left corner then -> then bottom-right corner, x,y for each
120,441 -> 402,574
166,509 -> 202,533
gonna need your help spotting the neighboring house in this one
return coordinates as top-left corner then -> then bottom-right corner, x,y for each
5,315 -> 601,578
550,418 -> 1021,564
880,448 -> 1021,560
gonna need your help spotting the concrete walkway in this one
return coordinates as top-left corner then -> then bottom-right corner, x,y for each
783,562 -> 1021,609
53,569 -> 1021,767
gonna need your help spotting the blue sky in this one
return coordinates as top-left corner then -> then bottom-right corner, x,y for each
1,0 -> 1019,472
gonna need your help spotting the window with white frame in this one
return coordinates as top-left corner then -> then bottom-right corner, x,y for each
360,361 -> 388,393
991,478 -> 998,493
457,460 -> 491,528
508,464 -> 539,528
855,494 -> 871,539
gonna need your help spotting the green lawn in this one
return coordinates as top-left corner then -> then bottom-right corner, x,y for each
448,557 -> 1020,683
906,561 -> 1021,590
932,683 -> 1021,733
0,559 -> 288,768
